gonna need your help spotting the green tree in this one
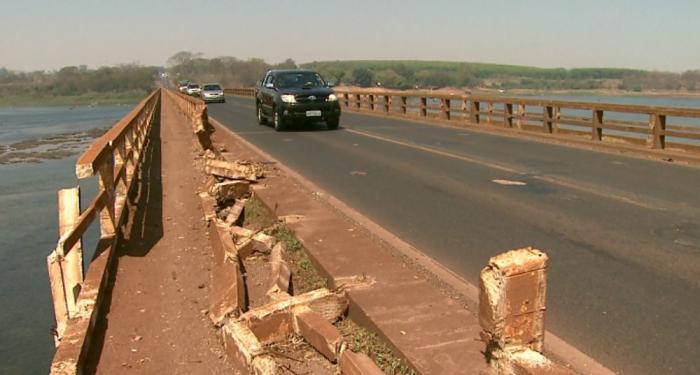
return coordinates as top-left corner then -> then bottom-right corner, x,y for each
352,68 -> 374,87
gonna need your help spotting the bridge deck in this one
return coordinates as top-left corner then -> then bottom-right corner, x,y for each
85,94 -> 234,374
208,96 -> 700,375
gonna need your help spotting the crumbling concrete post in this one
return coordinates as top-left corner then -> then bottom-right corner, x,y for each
479,247 -> 548,372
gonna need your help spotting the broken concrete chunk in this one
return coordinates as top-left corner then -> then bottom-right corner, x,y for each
205,159 -> 264,181
225,199 -> 246,226
211,180 -> 250,203
251,355 -> 278,375
209,259 -> 245,325
252,232 -> 277,252
505,349 -> 576,375
340,351 -> 385,375
294,309 -> 343,362
267,242 -> 291,295
489,247 -> 548,277
222,322 -> 264,373
198,192 -> 217,222
247,310 -> 294,345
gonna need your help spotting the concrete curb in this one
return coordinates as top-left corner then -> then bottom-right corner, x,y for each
209,115 -> 617,375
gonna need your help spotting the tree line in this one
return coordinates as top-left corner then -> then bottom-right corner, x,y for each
0,64 -> 159,98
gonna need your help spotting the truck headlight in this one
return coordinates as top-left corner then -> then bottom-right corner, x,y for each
281,95 -> 296,103
327,94 -> 338,102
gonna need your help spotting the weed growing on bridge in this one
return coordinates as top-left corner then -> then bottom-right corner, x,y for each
337,319 -> 417,375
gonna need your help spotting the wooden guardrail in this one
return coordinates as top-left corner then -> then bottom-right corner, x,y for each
48,89 -> 161,374
334,88 -> 700,152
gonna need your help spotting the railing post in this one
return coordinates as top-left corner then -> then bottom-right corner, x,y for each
441,98 -> 451,120
470,101 -> 480,124
355,94 -> 361,110
401,96 -> 407,115
343,93 -> 349,108
592,109 -> 604,141
543,106 -> 554,133
461,99 -> 468,123
384,95 -> 390,113
649,113 -> 666,149
486,102 -> 493,124
516,104 -> 525,129
420,97 -> 427,117
369,94 -> 375,111
58,187 -> 83,313
98,148 -> 116,238
504,103 -> 514,128
47,251 -> 68,346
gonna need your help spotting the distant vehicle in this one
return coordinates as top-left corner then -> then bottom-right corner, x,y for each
178,80 -> 189,93
201,83 -> 225,103
186,84 -> 201,96
255,69 -> 340,131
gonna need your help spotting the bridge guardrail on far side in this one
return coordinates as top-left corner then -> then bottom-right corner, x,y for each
225,85 -> 700,156
47,89 -> 161,374
223,87 -> 255,97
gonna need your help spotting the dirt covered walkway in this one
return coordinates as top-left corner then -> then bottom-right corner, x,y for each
85,94 -> 233,374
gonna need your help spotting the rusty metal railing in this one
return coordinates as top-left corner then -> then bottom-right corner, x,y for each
47,89 -> 160,374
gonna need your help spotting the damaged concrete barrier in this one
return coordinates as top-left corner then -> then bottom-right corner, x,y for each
293,306 -> 343,362
209,258 -> 246,325
267,242 -> 292,296
210,180 -> 251,204
205,159 -> 264,181
479,247 -> 574,375
340,350 -> 385,375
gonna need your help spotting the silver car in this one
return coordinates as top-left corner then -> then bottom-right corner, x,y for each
201,83 -> 225,103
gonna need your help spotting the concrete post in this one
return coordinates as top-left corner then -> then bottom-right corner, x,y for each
479,247 -> 548,361
58,187 -> 84,314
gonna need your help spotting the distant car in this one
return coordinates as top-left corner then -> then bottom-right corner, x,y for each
255,69 -> 341,131
178,80 -> 189,93
201,83 -> 225,103
186,84 -> 201,96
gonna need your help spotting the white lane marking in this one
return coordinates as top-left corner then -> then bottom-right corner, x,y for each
492,179 -> 527,186
350,171 -> 368,176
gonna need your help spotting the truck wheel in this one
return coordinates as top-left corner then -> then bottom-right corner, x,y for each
274,111 -> 286,131
257,106 -> 267,125
326,118 -> 339,130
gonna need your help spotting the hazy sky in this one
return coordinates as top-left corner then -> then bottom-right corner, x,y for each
1,0 -> 699,72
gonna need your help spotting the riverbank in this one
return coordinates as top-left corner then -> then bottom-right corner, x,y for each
0,90 -> 145,107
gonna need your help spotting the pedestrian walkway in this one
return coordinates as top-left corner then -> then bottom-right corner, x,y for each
85,94 -> 234,374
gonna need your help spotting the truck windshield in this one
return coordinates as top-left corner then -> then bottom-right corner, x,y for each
275,72 -> 326,89
203,85 -> 221,90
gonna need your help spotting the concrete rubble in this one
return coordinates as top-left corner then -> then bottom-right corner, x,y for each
199,154 -> 386,374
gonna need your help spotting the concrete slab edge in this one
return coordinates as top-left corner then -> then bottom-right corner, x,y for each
209,115 -> 617,375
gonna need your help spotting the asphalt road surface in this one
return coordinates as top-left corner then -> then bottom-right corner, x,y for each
209,96 -> 700,375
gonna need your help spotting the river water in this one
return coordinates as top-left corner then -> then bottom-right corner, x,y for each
0,105 -> 131,374
0,95 -> 699,373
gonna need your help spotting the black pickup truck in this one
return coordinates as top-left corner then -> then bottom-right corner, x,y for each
255,69 -> 341,131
